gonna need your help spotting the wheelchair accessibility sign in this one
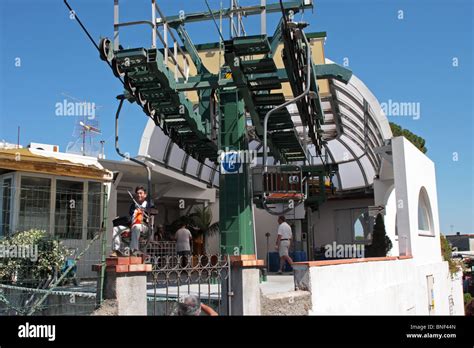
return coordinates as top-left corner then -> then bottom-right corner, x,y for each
220,151 -> 242,174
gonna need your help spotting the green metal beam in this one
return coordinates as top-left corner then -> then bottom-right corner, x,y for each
171,31 -> 327,52
174,25 -> 214,133
115,47 -> 218,161
175,25 -> 208,75
313,64 -> 352,84
223,42 -> 287,163
164,1 -> 313,27
174,64 -> 351,91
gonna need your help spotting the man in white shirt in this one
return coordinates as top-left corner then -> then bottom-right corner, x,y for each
275,216 -> 293,274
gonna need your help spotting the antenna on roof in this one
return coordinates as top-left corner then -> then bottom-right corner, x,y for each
62,92 -> 103,157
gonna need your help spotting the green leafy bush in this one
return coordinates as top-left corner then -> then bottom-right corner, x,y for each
390,122 -> 427,153
440,234 -> 460,276
0,230 -> 67,285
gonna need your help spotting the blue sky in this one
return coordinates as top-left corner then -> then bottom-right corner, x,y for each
0,0 -> 472,234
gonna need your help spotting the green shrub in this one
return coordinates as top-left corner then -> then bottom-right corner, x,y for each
440,234 -> 460,276
365,214 -> 392,257
0,229 -> 67,285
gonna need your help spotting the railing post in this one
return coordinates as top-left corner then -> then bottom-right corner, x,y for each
164,23 -> 169,62
113,0 -> 120,51
174,41 -> 178,81
151,0 -> 157,48
260,0 -> 266,35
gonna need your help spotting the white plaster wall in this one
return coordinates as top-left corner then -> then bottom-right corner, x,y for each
384,188 -> 399,256
414,264 -> 465,315
392,137 -> 442,264
307,259 -> 464,315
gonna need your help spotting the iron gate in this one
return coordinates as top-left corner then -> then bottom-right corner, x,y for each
146,254 -> 231,316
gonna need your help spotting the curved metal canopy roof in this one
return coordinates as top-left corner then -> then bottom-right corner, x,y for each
139,58 -> 392,192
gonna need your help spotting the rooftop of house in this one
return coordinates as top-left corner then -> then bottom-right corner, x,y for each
0,146 -> 113,181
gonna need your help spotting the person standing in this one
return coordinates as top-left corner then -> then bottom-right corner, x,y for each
275,216 -> 293,274
154,224 -> 165,242
174,223 -> 193,257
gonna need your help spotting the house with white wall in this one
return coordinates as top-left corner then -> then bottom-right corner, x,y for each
0,144 -> 113,278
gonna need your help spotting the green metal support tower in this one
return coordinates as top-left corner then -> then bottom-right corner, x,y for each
91,0 -> 352,257
219,90 -> 255,255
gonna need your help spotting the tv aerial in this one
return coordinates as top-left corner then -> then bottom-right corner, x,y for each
62,92 -> 103,156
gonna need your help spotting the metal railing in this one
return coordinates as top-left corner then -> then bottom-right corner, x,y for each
146,241 -> 178,258
112,0 -> 190,82
146,254 -> 230,316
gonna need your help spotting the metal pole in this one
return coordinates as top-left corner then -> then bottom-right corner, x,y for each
174,41 -> 178,81
237,0 -> 241,37
227,255 -> 232,315
261,0 -> 266,35
265,232 -> 270,271
263,31 -> 313,172
98,189 -> 108,306
151,0 -> 157,48
113,0 -> 120,51
302,122 -> 308,163
114,95 -> 152,219
82,129 -> 86,156
229,0 -> 234,38
164,23 -> 168,62
100,140 -> 105,159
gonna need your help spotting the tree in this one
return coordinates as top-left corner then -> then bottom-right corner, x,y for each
170,206 -> 219,255
189,206 -> 220,255
365,214 -> 392,257
188,206 -> 219,238
390,122 -> 427,154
